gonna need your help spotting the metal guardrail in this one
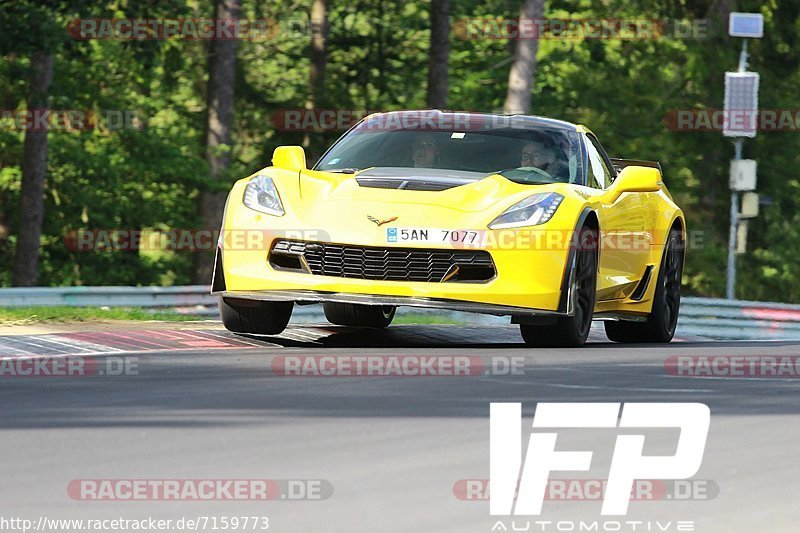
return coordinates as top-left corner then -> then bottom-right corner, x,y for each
677,296 -> 800,340
0,286 -> 215,308
1,286 -> 799,340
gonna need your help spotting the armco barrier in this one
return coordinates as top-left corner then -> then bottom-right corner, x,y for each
0,286 -> 215,308
677,297 -> 800,340
1,287 -> 799,340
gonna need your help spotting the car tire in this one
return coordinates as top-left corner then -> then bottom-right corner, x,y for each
604,229 -> 684,343
521,226 -> 598,348
323,303 -> 396,328
219,297 -> 293,335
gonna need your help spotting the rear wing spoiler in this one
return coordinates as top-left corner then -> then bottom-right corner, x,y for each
609,158 -> 662,176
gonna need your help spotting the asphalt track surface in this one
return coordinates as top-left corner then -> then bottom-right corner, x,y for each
1,322 -> 799,533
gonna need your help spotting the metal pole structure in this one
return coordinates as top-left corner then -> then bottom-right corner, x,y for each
726,141 -> 742,299
726,39 -> 749,300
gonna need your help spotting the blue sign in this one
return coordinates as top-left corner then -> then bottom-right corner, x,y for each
729,13 -> 764,38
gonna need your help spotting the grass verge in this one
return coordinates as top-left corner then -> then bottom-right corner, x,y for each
0,307 -> 204,325
392,313 -> 467,325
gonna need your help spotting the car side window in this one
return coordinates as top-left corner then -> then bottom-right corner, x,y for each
588,135 -> 616,186
584,135 -> 610,189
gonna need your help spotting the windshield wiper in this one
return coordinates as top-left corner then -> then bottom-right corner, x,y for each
329,168 -> 359,174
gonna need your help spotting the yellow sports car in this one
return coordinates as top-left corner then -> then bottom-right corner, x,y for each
212,111 -> 685,347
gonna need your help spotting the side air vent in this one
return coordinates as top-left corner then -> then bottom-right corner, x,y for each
630,265 -> 654,301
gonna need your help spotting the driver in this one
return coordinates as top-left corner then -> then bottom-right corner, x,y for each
520,141 -> 555,170
411,134 -> 440,168
520,140 -> 569,180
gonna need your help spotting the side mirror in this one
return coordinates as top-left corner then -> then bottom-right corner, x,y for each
612,166 -> 662,194
272,146 -> 306,171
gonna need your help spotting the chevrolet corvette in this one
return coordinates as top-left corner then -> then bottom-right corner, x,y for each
212,110 -> 685,347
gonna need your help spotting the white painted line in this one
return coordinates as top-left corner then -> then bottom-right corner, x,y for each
38,335 -> 124,354
0,336 -> 70,355
197,329 -> 278,347
481,376 -> 716,393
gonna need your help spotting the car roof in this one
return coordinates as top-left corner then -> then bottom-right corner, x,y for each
364,109 -> 590,134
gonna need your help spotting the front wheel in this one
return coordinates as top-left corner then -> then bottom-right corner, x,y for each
604,229 -> 684,343
219,297 -> 293,335
521,226 -> 598,348
323,303 -> 396,328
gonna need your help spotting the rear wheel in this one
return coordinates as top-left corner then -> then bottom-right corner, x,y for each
521,226 -> 598,348
323,303 -> 396,328
219,297 -> 293,335
604,229 -> 684,343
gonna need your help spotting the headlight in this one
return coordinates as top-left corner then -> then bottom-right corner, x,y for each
243,173 -> 284,216
488,192 -> 564,229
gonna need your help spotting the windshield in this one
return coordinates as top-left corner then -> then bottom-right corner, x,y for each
314,113 -> 583,185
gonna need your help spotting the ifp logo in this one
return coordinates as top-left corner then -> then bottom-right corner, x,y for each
490,402 -> 710,516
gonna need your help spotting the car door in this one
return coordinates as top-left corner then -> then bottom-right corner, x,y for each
583,134 -> 652,301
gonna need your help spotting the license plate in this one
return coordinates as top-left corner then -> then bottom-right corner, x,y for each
386,228 -> 482,245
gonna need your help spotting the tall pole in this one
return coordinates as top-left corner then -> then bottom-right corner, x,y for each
726,140 -> 742,300
726,39 -> 749,300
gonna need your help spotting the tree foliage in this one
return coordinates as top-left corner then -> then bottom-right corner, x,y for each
1,0 -> 798,301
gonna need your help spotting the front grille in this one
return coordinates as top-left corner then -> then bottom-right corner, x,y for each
270,240 -> 495,283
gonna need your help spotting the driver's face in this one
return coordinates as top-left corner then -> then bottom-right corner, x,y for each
521,142 -> 554,169
412,136 -> 439,168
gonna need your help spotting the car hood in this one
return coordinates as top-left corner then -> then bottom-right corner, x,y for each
298,167 -> 541,215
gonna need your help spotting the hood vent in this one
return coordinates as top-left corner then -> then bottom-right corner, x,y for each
353,168 -> 483,191
355,176 -> 471,191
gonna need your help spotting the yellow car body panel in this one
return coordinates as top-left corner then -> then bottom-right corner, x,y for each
216,162 -> 684,317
